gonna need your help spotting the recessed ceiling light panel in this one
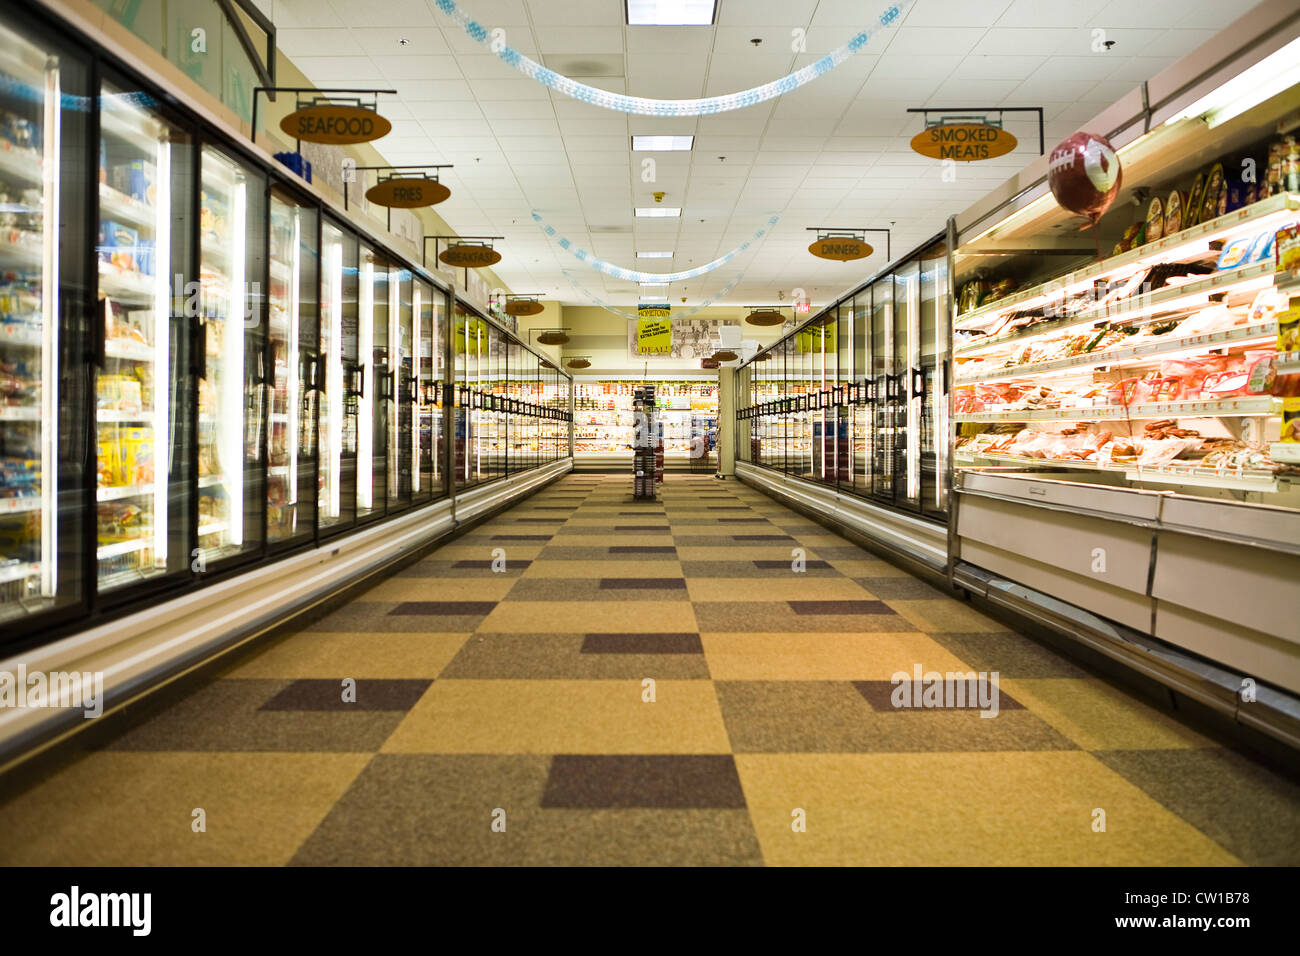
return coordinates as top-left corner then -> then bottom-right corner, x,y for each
635,207 -> 682,217
627,1 -> 717,26
631,135 -> 695,151
637,251 -> 674,258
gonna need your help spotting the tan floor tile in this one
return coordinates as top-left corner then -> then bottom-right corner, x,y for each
552,534 -> 675,547
0,752 -> 370,865
687,578 -> 876,602
826,559 -> 913,577
224,632 -> 470,679
1002,678 -> 1218,751
478,600 -> 698,633
521,560 -> 685,579
676,546 -> 815,562
735,752 -> 1241,866
381,680 -> 731,754
362,576 -> 517,602
430,544 -> 547,561
887,598 -> 1012,633
701,632 -> 974,681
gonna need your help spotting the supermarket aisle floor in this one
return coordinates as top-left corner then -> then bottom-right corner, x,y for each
2,473 -> 1298,866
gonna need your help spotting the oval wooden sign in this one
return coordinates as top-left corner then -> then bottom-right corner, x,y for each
910,123 -> 1017,162
712,350 -> 738,362
808,237 -> 872,261
365,177 -> 450,208
280,104 -> 392,145
701,358 -> 721,369
746,309 -> 785,326
439,244 -> 502,268
567,358 -> 591,369
536,331 -> 570,345
505,299 -> 545,316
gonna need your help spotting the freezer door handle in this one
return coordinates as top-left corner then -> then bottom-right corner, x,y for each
911,368 -> 926,399
193,318 -> 209,379
93,297 -> 108,367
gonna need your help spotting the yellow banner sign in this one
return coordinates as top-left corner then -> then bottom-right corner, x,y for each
280,104 -> 392,145
364,177 -> 450,208
797,321 -> 837,354
910,123 -> 1017,162
637,318 -> 672,354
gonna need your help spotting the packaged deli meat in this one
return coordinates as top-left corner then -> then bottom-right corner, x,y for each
1145,197 -> 1164,242
1164,190 -> 1187,235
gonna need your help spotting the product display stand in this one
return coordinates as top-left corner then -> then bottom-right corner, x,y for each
632,385 -> 663,499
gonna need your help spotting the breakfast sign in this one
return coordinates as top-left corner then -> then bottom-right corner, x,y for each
910,121 -> 1017,162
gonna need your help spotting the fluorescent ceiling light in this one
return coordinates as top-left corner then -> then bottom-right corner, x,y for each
635,207 -> 681,217
1170,36 -> 1300,129
640,282 -> 668,288
627,1 -> 716,26
637,251 -> 673,258
640,294 -> 670,300
632,135 -> 694,151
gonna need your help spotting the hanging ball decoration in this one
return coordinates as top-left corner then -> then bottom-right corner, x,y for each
1047,131 -> 1123,223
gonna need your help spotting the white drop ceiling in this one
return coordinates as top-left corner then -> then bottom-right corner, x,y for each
263,0 -> 1248,309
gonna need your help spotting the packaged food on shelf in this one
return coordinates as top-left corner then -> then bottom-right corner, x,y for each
110,159 -> 156,206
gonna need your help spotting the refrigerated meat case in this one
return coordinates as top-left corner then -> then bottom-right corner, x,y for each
947,25 -> 1300,704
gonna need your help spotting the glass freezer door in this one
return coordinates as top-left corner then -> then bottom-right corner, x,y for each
0,21 -> 89,625
196,146 -> 265,567
95,81 -> 192,592
266,189 -> 318,546
319,221 -> 356,533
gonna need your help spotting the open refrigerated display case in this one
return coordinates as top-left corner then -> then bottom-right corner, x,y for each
0,19 -> 89,628
948,30 -> 1300,695
573,379 -> 718,466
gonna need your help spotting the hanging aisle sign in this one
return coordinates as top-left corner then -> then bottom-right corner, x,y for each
440,243 -> 502,268
365,177 -> 451,208
910,122 -> 1017,162
280,103 -> 392,145
808,237 -> 872,261
636,318 -> 672,354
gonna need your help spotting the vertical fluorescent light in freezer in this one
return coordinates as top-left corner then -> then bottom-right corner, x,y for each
388,267 -> 398,501
288,208 -> 301,525
152,136 -> 170,565
412,283 -> 421,494
358,255 -> 373,510
227,178 -> 246,546
39,57 -> 59,594
906,270 -> 919,502
327,241 -> 342,517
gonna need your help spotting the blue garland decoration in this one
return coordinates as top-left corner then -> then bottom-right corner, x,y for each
433,0 -> 911,116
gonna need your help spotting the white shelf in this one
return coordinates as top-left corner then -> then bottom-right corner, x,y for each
956,192 -> 1300,329
958,449 -> 1284,492
97,538 -> 150,560
0,321 -> 43,349
104,338 -> 155,362
0,230 -> 42,269
0,145 -> 42,186
99,183 -> 156,230
0,496 -> 41,514
955,322 -> 1278,385
98,262 -> 157,300
1271,443 -> 1300,464
97,409 -> 152,423
955,396 -> 1279,423
97,483 -> 153,502
955,260 -> 1276,357
198,521 -> 227,536
0,560 -> 39,586
1277,351 -> 1300,376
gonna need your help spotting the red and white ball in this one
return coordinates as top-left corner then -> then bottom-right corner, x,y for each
1048,131 -> 1123,221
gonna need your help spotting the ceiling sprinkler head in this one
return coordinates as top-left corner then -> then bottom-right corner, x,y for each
750,37 -> 762,46
653,191 -> 665,202
398,37 -> 409,46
